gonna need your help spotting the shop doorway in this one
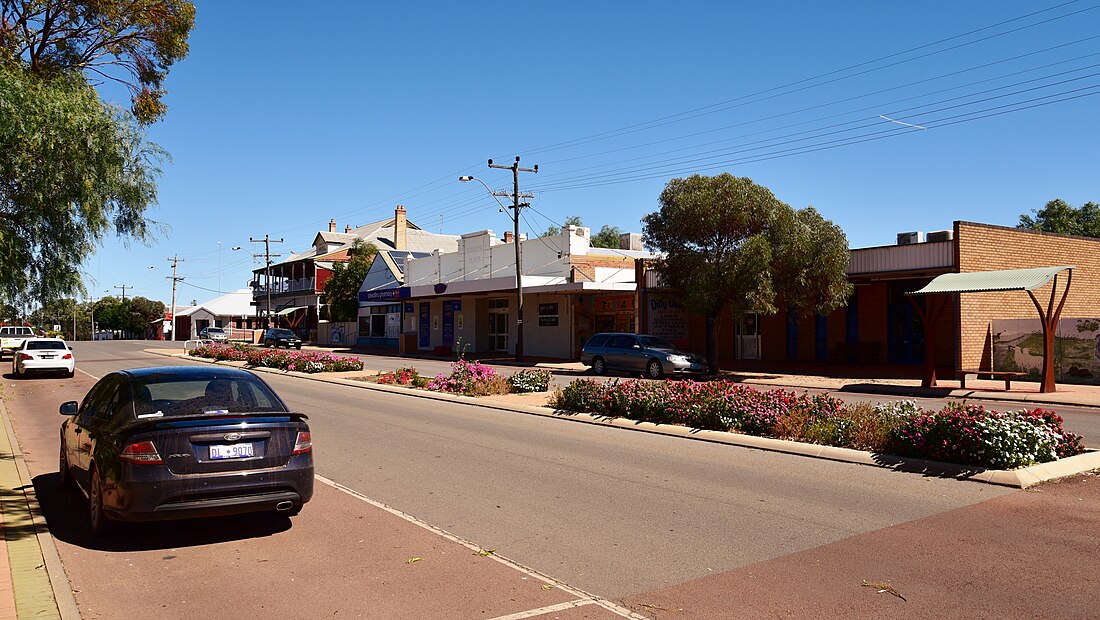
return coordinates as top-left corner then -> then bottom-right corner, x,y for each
735,313 -> 761,359
488,299 -> 509,352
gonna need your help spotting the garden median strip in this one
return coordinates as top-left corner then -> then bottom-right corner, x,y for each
166,346 -> 1098,488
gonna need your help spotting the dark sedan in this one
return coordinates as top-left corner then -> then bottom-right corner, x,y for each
59,366 -> 313,535
263,328 -> 302,349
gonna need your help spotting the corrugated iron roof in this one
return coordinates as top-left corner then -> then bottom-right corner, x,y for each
908,265 -> 1075,295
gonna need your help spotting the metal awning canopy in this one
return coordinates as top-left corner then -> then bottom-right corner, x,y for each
906,265 -> 1075,393
275,306 -> 306,316
907,265 -> 1076,295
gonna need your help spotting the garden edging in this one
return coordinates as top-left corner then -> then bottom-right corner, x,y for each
152,349 -> 1100,489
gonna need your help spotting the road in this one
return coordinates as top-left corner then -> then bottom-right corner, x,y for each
3,340 -> 1098,618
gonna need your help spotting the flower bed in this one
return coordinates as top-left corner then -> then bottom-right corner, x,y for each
549,379 -> 1086,469
189,343 -> 364,374
373,361 -> 553,397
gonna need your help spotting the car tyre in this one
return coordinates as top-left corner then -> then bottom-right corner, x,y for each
89,467 -> 112,536
592,356 -> 607,375
295,345 -> 301,350
646,359 -> 664,380
65,369 -> 74,379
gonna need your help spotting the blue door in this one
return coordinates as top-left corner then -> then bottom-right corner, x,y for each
418,302 -> 430,349
786,313 -> 798,361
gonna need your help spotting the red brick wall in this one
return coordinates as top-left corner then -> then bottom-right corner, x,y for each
955,221 -> 1100,368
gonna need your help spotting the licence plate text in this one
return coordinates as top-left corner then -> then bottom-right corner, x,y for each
209,443 -> 254,460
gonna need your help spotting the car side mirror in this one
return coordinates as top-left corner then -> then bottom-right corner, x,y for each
632,344 -> 641,349
59,401 -> 78,415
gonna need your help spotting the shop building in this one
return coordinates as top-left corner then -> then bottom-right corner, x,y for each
393,225 -> 655,358
645,221 -> 1100,383
251,206 -> 458,341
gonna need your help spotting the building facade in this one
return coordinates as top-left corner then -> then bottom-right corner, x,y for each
369,225 -> 653,359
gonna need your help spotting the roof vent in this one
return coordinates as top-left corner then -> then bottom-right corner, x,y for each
897,231 -> 924,245
926,230 -> 953,243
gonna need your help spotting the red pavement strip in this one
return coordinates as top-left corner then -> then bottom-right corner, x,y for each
621,472 -> 1100,619
3,371 -> 641,620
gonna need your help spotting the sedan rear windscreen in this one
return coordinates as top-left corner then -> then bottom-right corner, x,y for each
132,376 -> 288,418
26,341 -> 67,350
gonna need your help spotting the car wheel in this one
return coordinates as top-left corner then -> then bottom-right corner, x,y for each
58,445 -> 71,488
65,369 -> 74,378
89,467 -> 112,536
592,357 -> 607,375
295,345 -> 301,350
646,359 -> 665,380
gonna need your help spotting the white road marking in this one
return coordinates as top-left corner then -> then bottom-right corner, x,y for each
315,475 -> 646,619
77,368 -> 100,380
487,599 -> 596,620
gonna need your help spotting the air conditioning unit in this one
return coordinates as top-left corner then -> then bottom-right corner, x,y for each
896,231 -> 924,245
926,230 -> 954,242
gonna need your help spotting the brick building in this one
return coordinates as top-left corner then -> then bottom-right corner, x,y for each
642,221 -> 1100,384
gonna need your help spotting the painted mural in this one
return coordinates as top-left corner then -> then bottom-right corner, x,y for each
992,317 -> 1100,384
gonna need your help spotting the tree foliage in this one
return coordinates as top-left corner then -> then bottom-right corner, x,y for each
88,295 -> 162,336
1018,199 -> 1100,238
321,240 -> 379,322
643,174 -> 852,371
0,0 -> 196,124
0,64 -> 163,305
542,215 -> 584,237
591,224 -> 623,249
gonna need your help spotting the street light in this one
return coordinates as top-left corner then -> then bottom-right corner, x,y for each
460,156 -> 538,361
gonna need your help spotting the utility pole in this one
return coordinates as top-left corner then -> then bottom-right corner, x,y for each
167,256 -> 185,341
114,284 -> 131,302
487,156 -> 538,362
249,235 -> 283,328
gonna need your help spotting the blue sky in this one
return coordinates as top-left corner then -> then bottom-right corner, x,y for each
87,0 -> 1100,306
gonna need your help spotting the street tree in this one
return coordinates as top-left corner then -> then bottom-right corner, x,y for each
0,0 -> 196,124
321,240 -> 379,322
542,215 -> 584,237
1018,199 -> 1100,238
0,65 -> 164,306
642,173 -> 851,372
591,224 -> 623,249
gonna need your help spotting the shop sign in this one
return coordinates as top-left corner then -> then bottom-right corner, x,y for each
538,302 -> 559,327
648,296 -> 688,343
595,295 -> 634,313
359,287 -> 409,302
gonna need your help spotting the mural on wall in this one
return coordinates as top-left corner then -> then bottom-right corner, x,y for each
992,317 -> 1100,384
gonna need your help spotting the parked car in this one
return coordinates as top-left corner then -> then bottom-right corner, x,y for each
263,328 -> 302,349
581,333 -> 708,379
199,326 -> 229,342
0,325 -> 36,358
12,338 -> 75,378
58,366 -> 313,535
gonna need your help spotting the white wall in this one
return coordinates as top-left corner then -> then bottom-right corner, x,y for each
406,226 -> 592,287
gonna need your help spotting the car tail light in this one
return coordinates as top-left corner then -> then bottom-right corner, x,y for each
62,353 -> 73,359
18,353 -> 32,361
292,432 -> 312,455
120,441 -> 163,465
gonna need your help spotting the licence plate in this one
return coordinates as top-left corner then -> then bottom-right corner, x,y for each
209,443 -> 254,460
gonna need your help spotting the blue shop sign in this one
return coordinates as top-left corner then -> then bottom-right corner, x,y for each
359,287 -> 410,302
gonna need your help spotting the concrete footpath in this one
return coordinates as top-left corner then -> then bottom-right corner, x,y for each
0,399 -> 78,620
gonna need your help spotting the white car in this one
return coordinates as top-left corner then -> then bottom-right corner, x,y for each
12,338 -> 75,378
199,326 -> 229,342
1,326 -> 36,358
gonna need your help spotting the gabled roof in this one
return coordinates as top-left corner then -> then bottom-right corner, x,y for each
261,217 -> 456,274
178,288 -> 254,317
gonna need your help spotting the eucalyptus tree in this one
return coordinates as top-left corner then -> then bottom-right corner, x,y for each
643,173 -> 851,372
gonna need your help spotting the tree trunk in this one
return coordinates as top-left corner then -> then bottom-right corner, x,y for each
706,316 -> 720,374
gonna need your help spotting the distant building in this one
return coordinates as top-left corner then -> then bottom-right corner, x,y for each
362,225 -> 655,358
176,288 -> 256,340
251,206 -> 458,341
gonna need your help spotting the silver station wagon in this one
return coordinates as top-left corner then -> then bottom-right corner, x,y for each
581,332 -> 708,379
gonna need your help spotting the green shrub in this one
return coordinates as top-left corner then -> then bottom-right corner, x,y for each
509,369 -> 553,393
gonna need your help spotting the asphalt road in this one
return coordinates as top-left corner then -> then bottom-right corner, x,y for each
40,341 -> 1012,601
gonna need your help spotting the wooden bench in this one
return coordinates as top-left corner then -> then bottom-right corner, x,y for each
956,369 -> 1027,390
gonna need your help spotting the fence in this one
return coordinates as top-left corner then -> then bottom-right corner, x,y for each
316,322 -> 357,347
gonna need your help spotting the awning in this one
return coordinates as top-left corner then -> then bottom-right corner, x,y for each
275,306 -> 307,316
907,265 -> 1075,295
